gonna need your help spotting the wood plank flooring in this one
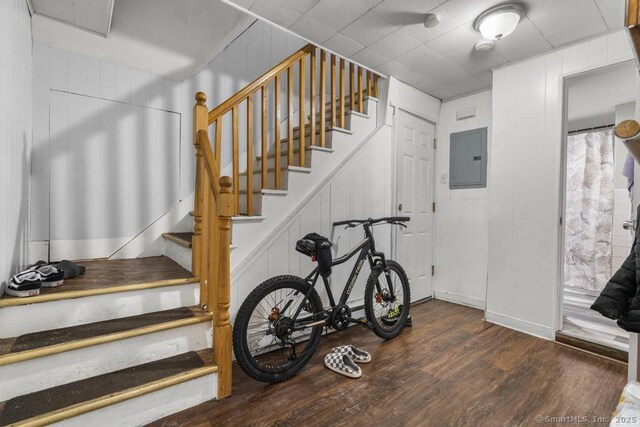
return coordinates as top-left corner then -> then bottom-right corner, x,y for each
150,300 -> 627,427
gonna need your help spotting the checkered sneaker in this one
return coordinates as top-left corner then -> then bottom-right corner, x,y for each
330,345 -> 371,363
324,352 -> 362,378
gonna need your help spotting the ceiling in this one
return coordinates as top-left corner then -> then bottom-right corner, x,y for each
30,0 -> 115,37
31,0 -> 254,80
226,0 -> 626,100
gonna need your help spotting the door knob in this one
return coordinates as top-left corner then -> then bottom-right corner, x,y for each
398,203 -> 403,212
623,220 -> 636,231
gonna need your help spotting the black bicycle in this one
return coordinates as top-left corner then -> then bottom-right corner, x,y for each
233,216 -> 411,383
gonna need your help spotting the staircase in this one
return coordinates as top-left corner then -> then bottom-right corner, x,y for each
165,44 -> 380,275
0,43 -> 381,426
0,257 -> 217,426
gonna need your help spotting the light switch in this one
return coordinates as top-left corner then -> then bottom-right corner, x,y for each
440,173 -> 448,184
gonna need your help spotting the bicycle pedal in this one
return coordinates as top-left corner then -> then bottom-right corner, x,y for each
358,318 -> 374,330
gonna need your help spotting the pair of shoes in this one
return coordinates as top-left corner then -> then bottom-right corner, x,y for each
324,345 -> 371,378
381,304 -> 412,327
5,264 -> 65,298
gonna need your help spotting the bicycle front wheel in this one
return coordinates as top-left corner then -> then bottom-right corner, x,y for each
232,275 -> 324,383
364,260 -> 411,339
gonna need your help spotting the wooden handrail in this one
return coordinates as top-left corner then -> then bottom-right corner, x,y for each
196,130 -> 221,195
208,44 -> 316,124
191,43 -> 384,400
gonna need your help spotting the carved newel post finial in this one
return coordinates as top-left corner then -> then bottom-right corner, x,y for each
195,91 -> 207,105
219,176 -> 232,193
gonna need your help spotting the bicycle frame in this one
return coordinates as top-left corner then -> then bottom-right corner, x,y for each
290,223 -> 395,330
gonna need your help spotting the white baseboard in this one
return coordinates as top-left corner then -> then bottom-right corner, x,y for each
434,289 -> 485,309
28,240 -> 49,263
485,310 -> 554,340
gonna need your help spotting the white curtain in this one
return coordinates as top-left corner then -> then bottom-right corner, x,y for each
564,129 -> 614,292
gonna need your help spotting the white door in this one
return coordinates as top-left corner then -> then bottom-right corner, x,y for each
394,109 -> 435,301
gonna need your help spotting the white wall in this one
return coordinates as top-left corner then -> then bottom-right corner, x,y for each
433,90 -> 491,309
31,44 -> 183,260
487,29 -> 633,339
384,77 -> 440,125
30,19 -> 308,260
566,63 -> 637,131
180,20 -> 306,192
1,0 -> 32,284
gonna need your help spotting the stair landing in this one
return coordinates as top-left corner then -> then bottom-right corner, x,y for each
0,256 -> 195,307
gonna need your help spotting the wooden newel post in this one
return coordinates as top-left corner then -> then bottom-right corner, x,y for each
215,176 -> 233,398
193,92 -> 209,305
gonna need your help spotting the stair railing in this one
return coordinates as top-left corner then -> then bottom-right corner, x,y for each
192,44 -> 382,399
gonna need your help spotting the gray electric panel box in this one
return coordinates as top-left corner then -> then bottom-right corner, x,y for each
449,127 -> 487,189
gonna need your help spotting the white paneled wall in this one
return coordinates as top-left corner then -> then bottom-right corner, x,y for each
488,29 -> 633,339
434,90 -> 491,309
1,0 -> 32,283
179,20 -> 306,199
32,44 -> 183,260
30,19 -> 310,260
232,127 -> 393,322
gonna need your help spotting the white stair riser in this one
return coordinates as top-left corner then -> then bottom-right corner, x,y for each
0,283 -> 199,338
257,150 -> 312,171
164,238 -> 193,272
239,170 -> 291,191
0,321 -> 212,401
50,373 -> 217,427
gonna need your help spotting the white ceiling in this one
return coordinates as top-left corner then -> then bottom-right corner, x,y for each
30,0 -> 115,37
226,0 -> 626,100
31,0 -> 254,80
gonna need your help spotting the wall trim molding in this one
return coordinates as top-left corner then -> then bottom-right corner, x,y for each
485,310 -> 554,340
434,289 -> 485,309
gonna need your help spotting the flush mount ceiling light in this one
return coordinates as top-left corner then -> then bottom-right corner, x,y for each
473,3 -> 525,40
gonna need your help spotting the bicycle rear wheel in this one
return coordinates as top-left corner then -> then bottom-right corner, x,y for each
364,260 -> 411,339
232,275 -> 324,383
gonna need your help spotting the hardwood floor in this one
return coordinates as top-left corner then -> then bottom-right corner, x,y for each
150,300 -> 627,427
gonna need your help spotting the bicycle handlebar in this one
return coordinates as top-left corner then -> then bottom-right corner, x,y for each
332,216 -> 410,227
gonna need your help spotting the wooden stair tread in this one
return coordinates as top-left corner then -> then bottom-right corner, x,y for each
0,349 -> 215,426
0,306 -> 208,360
0,256 -> 196,308
162,232 -> 193,248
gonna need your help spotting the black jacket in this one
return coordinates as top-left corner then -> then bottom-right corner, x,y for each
592,205 -> 640,331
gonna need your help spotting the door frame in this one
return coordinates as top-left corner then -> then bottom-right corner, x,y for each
390,104 -> 437,300
555,59 -> 636,334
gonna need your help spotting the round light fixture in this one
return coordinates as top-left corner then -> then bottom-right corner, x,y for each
424,13 -> 440,28
473,3 -> 525,40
